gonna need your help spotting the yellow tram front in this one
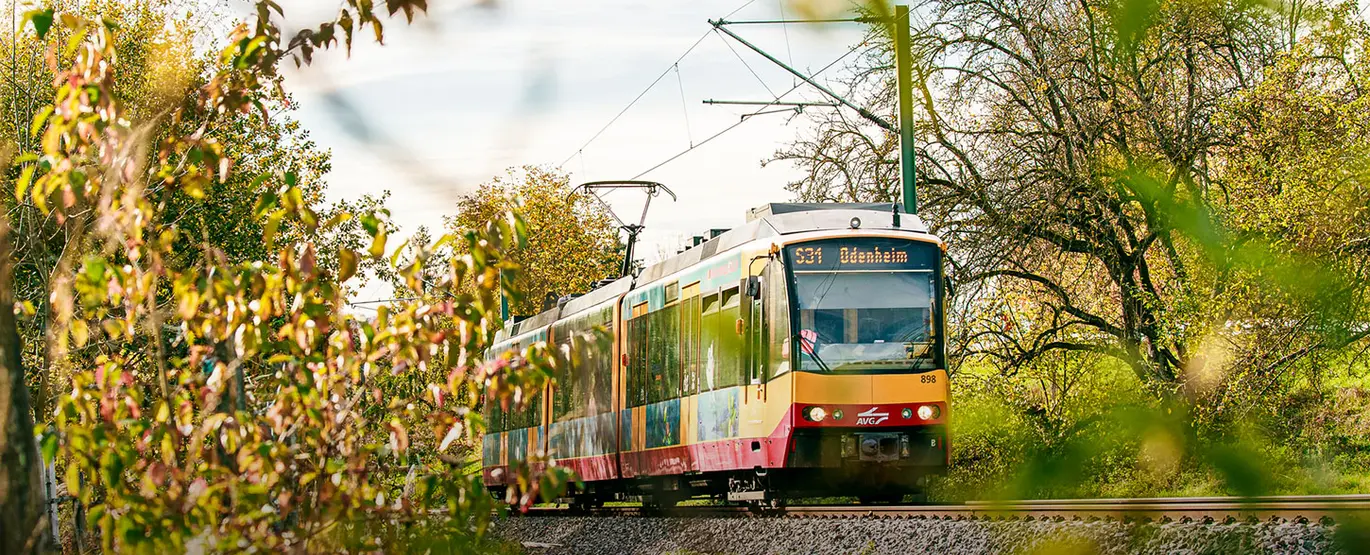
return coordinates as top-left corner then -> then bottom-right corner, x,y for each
774,233 -> 949,500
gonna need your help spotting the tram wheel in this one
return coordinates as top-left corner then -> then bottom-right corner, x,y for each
570,495 -> 603,513
643,491 -> 681,510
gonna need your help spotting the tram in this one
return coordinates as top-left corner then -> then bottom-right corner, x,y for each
481,202 -> 949,506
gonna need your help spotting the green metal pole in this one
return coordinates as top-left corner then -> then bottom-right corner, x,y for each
895,4 -> 918,214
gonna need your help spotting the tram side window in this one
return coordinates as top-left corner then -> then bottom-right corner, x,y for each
489,337 -> 546,429
647,304 -> 682,403
485,345 -> 512,432
533,371 -> 544,427
574,333 -> 591,414
552,342 -> 575,421
626,315 -> 649,407
590,307 -> 614,414
625,317 -> 638,408
574,317 -> 596,417
509,340 -> 528,429
716,287 -> 743,388
700,293 -> 721,391
552,321 -> 586,422
553,309 -> 616,419
765,264 -> 792,377
637,315 -> 649,406
508,386 -> 542,430
646,310 -> 663,402
534,391 -> 544,428
681,294 -> 700,396
531,339 -> 545,426
663,305 -> 681,399
515,402 -> 528,429
485,394 -> 505,433
507,397 -> 524,429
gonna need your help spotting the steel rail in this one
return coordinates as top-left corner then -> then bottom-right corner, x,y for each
517,495 -> 1370,523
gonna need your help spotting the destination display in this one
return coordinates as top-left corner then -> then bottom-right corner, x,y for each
786,238 -> 937,271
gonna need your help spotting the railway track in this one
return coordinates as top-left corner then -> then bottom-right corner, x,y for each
521,495 -> 1370,523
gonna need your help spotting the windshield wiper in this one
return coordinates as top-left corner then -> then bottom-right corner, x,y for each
794,333 -> 833,372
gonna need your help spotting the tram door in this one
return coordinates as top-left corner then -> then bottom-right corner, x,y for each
748,283 -> 765,389
741,276 -> 767,440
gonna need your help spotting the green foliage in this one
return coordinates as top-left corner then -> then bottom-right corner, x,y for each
445,166 -> 623,317
1,0 -> 354,426
937,355 -> 1370,500
1,0 -> 574,552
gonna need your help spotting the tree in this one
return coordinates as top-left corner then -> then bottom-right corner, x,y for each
773,0 -> 1370,407
0,1 -> 573,552
0,0 -> 337,421
1201,2 -> 1370,417
0,221 -> 42,555
445,166 -> 622,317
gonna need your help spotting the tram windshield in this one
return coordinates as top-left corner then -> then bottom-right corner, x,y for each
786,238 -> 940,372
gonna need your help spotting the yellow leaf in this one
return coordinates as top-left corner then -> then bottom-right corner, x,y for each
339,248 -> 358,282
368,230 -> 387,259
70,319 -> 88,348
263,209 -> 284,248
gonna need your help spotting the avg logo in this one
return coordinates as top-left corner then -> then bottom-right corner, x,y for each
856,407 -> 889,426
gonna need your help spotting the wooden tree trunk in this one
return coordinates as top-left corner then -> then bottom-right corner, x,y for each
0,217 -> 45,553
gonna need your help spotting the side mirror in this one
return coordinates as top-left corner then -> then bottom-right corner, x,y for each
745,276 -> 761,299
944,276 -> 956,298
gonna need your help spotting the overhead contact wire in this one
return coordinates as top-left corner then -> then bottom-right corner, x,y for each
777,0 -> 797,87
716,29 -> 780,99
558,0 -> 758,168
674,64 -> 694,147
631,39 -> 868,180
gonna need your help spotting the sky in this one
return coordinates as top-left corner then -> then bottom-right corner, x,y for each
224,0 -> 1370,306
225,0 -> 870,302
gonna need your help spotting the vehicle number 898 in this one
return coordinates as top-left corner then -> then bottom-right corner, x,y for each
920,374 -> 937,384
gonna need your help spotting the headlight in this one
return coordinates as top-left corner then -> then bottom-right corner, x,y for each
917,404 -> 940,420
804,406 -> 828,422
832,409 -> 844,421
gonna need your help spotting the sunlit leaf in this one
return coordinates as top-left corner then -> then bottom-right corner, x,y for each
39,428 -> 57,464
438,421 -> 463,451
339,247 -> 358,282
360,212 -> 381,235
253,191 -> 278,219
29,105 -> 52,137
70,319 -> 89,348
339,9 -> 355,53
65,463 -> 80,497
263,209 -> 284,248
369,229 -> 388,258
14,165 -> 35,203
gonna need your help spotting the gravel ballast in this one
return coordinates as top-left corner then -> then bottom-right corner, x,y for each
492,516 -> 1342,554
